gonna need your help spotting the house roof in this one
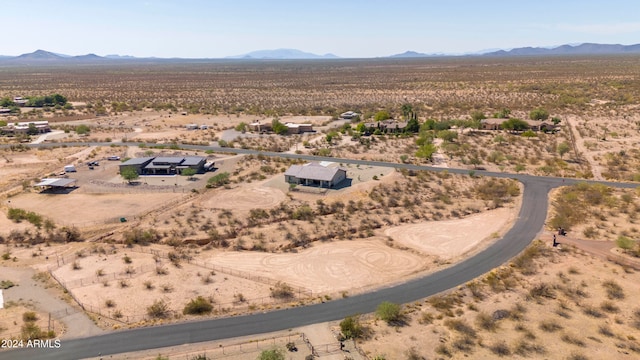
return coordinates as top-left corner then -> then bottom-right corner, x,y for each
35,178 -> 77,187
120,157 -> 155,166
285,162 -> 345,182
182,156 -> 205,166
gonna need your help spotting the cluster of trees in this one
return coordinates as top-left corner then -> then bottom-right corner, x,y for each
25,94 -> 68,107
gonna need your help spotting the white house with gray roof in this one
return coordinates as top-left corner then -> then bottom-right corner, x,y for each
284,162 -> 347,188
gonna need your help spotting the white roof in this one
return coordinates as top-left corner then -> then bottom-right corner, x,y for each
35,178 -> 77,187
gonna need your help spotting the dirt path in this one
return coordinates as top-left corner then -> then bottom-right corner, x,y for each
0,266 -> 105,339
564,115 -> 601,180
540,231 -> 640,270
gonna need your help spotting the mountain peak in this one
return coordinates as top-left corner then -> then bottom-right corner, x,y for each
228,48 -> 340,59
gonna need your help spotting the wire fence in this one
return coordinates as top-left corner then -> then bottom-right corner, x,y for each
147,333 -> 310,360
127,246 -> 313,297
46,247 -> 315,325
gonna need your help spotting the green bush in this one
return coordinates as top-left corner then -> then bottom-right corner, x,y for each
376,301 -> 401,323
183,296 -> 213,315
258,348 -> 284,360
340,315 -> 364,339
207,172 -> 230,188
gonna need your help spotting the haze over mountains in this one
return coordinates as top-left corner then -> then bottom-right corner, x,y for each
2,43 -> 640,64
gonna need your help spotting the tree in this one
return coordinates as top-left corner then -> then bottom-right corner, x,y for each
258,349 -> 284,360
500,118 -> 529,132
0,97 -> 14,107
529,108 -> 549,121
271,118 -> 288,135
181,168 -> 197,180
340,315 -> 364,339
120,167 -> 139,184
415,142 -> 436,161
234,122 -> 247,132
405,117 -> 420,133
27,123 -> 39,135
374,110 -> 391,122
494,108 -> 511,119
557,142 -> 570,159
376,301 -> 401,323
401,103 -> 413,119
471,111 -> 486,121
437,130 -> 458,142
356,122 -> 366,133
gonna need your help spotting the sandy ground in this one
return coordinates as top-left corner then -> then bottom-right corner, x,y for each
208,238 -> 427,294
201,185 -> 286,211
384,207 -> 514,259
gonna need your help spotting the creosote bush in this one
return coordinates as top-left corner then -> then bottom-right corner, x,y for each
183,296 -> 213,315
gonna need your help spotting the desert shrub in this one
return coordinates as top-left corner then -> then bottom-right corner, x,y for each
476,311 -> 498,331
105,299 -> 116,308
616,236 -> 636,251
207,172 -> 230,188
539,319 -> 563,332
258,348 -> 284,360
405,347 -> 425,360
147,300 -> 170,319
602,280 -> 624,299
489,341 -> 511,356
514,339 -> 546,356
600,300 -> 620,313
270,282 -> 294,299
598,325 -> 615,337
561,332 -> 586,347
144,281 -> 154,290
183,296 -> 213,315
528,283 -> 555,300
582,306 -> 604,318
376,301 -> 401,323
22,311 -> 38,322
567,352 -> 589,360
339,315 -> 363,339
444,319 -> 476,338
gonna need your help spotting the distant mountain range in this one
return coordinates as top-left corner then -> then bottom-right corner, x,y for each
2,44 -> 640,64
226,48 -> 339,59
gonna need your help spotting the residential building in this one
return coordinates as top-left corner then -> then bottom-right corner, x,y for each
119,156 -> 208,175
284,162 -> 347,188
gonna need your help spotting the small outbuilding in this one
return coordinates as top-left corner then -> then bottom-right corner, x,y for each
35,178 -> 78,191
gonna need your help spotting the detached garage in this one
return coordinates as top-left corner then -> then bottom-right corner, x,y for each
34,178 -> 78,191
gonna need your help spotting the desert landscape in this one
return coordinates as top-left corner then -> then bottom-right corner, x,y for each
1,55 -> 640,360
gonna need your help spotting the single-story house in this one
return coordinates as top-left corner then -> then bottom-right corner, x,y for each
363,119 -> 407,133
119,156 -> 208,175
480,118 -> 557,132
1,121 -> 50,134
248,121 -> 272,133
285,123 -> 313,134
284,162 -> 347,188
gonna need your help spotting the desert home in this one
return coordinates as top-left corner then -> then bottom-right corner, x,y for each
0,120 -> 50,134
480,118 -> 557,131
364,119 -> 408,133
119,156 -> 210,175
284,162 -> 347,188
247,120 -> 313,134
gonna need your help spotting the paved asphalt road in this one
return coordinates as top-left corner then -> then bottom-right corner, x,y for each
1,142 -> 637,359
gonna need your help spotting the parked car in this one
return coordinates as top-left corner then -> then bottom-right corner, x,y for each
107,156 -> 120,161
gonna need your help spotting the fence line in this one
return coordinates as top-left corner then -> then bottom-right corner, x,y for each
126,246 -> 313,298
148,333 -> 306,360
52,263 -> 159,289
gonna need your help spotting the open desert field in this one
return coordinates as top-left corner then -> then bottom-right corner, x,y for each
2,56 -> 640,359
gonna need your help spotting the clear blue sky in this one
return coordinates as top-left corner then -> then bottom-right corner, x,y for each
5,0 -> 640,58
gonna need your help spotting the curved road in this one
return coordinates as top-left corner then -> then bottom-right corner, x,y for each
2,142 -> 637,359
